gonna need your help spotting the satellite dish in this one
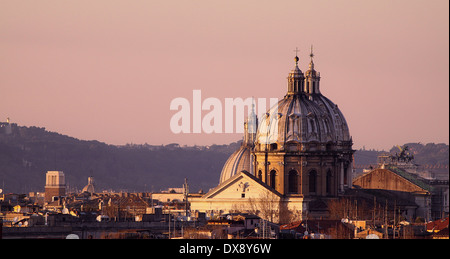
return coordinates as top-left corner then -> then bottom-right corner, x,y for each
66,234 -> 80,239
365,234 -> 380,239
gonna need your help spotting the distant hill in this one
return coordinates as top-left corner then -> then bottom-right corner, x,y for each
0,123 -> 448,193
0,123 -> 239,193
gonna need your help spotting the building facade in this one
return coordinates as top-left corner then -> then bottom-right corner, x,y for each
353,164 -> 449,221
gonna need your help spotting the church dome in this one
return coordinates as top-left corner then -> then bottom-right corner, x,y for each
219,145 -> 251,184
256,55 -> 351,149
219,109 -> 257,184
256,94 -> 350,147
82,184 -> 95,194
82,177 -> 95,194
215,51 -> 354,199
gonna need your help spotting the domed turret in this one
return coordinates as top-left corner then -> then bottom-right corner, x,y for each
304,46 -> 321,95
287,55 -> 305,95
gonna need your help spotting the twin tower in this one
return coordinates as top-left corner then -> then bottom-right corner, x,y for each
287,49 -> 321,96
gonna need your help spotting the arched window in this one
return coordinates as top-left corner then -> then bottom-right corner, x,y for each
310,119 -> 315,132
309,170 -> 317,194
288,170 -> 298,193
270,170 -> 277,189
326,170 -> 332,195
324,120 -> 330,133
258,170 -> 263,181
344,164 -> 348,185
270,143 -> 278,151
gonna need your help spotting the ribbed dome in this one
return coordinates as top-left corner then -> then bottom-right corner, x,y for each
82,184 -> 95,194
256,94 -> 350,146
219,145 -> 251,184
82,177 -> 95,194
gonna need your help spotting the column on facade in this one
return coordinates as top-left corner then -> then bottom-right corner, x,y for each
340,162 -> 345,192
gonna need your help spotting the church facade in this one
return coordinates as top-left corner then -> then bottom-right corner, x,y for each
190,51 -> 354,223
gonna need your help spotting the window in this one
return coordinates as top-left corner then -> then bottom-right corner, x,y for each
270,170 -> 277,189
241,193 -> 245,198
309,170 -> 317,194
270,143 -> 278,151
258,170 -> 262,181
326,170 -> 332,195
288,170 -> 298,193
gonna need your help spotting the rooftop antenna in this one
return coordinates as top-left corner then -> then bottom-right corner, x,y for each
183,178 -> 189,217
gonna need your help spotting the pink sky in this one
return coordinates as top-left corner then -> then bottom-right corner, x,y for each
1,0 -> 448,151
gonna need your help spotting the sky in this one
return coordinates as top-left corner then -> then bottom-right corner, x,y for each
1,0 -> 448,151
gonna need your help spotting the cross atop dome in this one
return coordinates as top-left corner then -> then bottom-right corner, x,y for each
307,45 -> 316,72
293,47 -> 300,65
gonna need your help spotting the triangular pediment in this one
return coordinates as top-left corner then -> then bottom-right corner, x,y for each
203,171 -> 281,200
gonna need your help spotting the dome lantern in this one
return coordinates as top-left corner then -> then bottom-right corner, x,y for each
305,45 -> 321,95
287,51 -> 305,96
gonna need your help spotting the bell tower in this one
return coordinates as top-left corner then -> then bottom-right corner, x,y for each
44,171 -> 66,203
243,101 -> 258,146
